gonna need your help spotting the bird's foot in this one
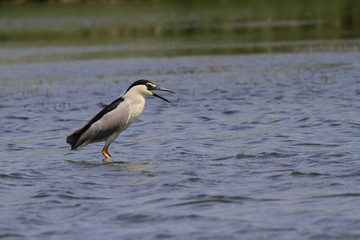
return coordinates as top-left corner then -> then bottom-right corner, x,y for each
102,147 -> 111,163
102,157 -> 110,164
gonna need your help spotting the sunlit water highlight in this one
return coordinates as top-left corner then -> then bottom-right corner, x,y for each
1,52 -> 360,239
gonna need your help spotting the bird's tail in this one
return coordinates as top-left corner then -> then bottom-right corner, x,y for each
66,129 -> 83,150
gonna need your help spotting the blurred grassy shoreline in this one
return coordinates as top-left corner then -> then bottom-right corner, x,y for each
1,0 -> 359,58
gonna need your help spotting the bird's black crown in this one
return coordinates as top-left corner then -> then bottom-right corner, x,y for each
125,79 -> 153,93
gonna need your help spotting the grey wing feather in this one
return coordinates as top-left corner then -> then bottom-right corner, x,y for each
76,100 -> 131,148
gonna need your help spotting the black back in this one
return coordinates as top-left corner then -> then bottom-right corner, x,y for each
66,97 -> 125,149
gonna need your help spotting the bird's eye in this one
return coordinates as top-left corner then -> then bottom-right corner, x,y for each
146,83 -> 151,89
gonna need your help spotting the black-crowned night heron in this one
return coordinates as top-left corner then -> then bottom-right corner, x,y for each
66,79 -> 175,163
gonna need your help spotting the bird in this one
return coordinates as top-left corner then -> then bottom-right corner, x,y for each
66,79 -> 175,163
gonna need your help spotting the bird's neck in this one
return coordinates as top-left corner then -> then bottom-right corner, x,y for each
123,90 -> 146,105
123,90 -> 146,127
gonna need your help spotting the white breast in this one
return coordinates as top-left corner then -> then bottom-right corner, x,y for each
127,99 -> 145,126
122,95 -> 146,130
121,84 -> 149,130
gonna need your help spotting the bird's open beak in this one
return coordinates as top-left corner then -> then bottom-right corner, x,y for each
150,86 -> 176,103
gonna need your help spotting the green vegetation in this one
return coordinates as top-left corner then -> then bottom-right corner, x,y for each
1,0 -> 359,57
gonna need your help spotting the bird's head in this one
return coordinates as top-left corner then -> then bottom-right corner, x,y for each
125,79 -> 175,103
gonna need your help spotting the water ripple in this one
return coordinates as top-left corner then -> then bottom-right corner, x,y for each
1,53 -> 360,239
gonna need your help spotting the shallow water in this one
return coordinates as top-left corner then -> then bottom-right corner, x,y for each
1,52 -> 360,239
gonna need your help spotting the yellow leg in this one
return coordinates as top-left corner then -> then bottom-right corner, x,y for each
102,145 -> 111,163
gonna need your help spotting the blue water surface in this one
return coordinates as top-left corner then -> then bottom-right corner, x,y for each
1,51 -> 360,239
